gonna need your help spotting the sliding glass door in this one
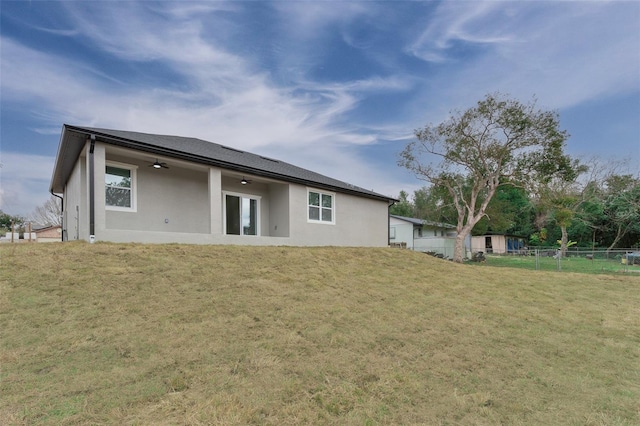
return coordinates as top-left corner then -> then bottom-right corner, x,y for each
225,193 -> 259,236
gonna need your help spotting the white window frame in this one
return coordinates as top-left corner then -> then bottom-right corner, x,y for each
105,161 -> 137,212
389,227 -> 396,239
307,188 -> 335,225
223,191 -> 261,236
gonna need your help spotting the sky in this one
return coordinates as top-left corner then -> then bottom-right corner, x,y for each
1,1 -> 639,217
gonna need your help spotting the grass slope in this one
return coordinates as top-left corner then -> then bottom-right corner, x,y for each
1,243 -> 639,425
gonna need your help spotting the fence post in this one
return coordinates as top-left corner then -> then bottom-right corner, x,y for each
557,249 -> 561,272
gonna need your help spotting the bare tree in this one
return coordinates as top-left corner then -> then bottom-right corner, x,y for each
399,93 -> 573,263
30,195 -> 62,227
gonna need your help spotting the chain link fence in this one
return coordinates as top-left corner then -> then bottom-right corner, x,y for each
394,244 -> 640,274
471,248 -> 640,274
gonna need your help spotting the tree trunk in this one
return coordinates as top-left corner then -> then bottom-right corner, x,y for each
560,225 -> 568,257
453,227 -> 472,263
606,223 -> 626,254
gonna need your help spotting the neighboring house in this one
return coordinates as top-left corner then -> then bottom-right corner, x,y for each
50,125 -> 395,246
389,215 -> 470,258
34,225 -> 62,242
472,234 -> 527,255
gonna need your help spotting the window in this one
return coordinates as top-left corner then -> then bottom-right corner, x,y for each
308,190 -> 334,224
389,227 -> 396,239
105,162 -> 137,211
224,192 -> 260,236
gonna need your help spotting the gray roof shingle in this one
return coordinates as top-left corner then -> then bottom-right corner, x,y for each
51,125 -> 395,202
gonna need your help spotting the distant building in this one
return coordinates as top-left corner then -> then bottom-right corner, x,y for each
389,215 -> 471,259
34,225 -> 62,242
472,234 -> 526,254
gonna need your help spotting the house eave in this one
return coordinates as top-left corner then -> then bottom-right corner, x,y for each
390,214 -> 456,229
53,125 -> 396,203
50,125 -> 84,194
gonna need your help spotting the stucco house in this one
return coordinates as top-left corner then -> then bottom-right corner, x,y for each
50,125 -> 395,246
471,234 -> 527,255
389,214 -> 470,258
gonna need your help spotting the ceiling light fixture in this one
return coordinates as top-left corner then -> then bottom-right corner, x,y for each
241,177 -> 248,185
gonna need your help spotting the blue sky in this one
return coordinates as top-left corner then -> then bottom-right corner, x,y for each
1,1 -> 639,216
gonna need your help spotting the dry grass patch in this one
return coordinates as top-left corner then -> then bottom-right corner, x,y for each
1,242 -> 639,425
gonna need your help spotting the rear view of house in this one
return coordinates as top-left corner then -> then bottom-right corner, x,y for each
50,125 -> 395,246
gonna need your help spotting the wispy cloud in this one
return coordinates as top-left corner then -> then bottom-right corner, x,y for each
406,1 -> 639,110
0,152 -> 55,215
407,2 -> 515,63
272,2 -> 372,40
1,1 -> 637,215
2,2 -> 408,147
0,30 -> 327,150
0,2 -> 411,214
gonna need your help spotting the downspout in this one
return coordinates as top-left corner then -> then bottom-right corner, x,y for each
50,191 -> 64,241
388,200 -> 395,246
89,135 -> 96,243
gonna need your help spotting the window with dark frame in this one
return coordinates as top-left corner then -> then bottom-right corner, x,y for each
105,165 -> 133,208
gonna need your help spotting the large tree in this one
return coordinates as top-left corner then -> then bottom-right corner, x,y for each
399,93 -> 572,262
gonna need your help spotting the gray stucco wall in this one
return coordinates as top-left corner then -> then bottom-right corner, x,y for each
63,151 -> 87,241
105,154 -> 210,233
269,183 -> 290,238
288,184 -> 389,247
65,143 -> 390,247
95,182 -> 389,246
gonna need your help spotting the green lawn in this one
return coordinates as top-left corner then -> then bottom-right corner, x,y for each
2,242 -> 639,425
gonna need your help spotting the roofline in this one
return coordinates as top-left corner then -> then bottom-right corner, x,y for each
390,214 -> 456,229
472,233 -> 528,239
61,125 -> 396,202
33,224 -> 62,232
49,124 -> 70,194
